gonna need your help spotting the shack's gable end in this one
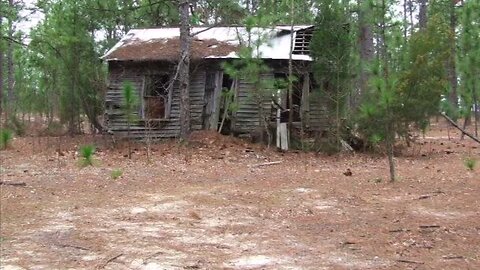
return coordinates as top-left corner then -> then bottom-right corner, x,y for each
102,26 -> 314,62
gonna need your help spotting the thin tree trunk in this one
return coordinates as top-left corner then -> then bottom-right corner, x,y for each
409,0 -> 414,35
67,1 -> 80,135
448,2 -> 458,113
386,129 -> 395,182
145,119 -> 152,163
418,0 -> 428,29
179,0 -> 191,139
336,87 -> 341,150
460,111 -> 470,140
473,80 -> 478,137
288,0 -> 294,146
127,121 -> 132,159
7,0 -> 15,122
381,0 -> 395,182
0,13 -> 3,123
403,0 -> 408,39
475,103 -> 478,137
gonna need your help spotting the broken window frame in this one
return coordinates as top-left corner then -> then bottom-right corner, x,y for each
292,27 -> 314,55
141,74 -> 173,121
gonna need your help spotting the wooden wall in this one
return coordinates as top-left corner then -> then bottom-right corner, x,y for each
105,61 -> 205,139
233,73 -> 274,133
105,60 -> 330,139
308,97 -> 329,131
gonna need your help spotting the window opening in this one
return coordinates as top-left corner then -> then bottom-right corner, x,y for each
143,74 -> 171,119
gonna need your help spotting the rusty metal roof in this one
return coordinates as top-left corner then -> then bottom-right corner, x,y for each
102,26 -> 314,62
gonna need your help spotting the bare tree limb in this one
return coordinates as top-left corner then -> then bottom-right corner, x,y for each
1,35 -> 28,47
190,25 -> 220,37
96,253 -> 123,269
441,113 -> 480,144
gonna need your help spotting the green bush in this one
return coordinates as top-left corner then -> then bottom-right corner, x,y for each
79,144 -> 96,167
7,116 -> 26,136
43,121 -> 64,136
111,169 -> 123,180
0,129 -> 13,150
464,157 -> 476,171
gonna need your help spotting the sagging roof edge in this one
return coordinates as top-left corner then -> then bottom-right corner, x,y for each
101,25 -> 314,62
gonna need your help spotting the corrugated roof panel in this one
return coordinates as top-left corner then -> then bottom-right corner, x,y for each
103,25 -> 314,61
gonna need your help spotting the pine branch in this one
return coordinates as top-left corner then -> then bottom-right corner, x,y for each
1,35 -> 28,47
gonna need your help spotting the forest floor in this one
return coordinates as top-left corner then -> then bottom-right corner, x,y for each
0,120 -> 479,270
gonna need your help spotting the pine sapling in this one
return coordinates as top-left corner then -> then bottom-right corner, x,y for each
464,157 -> 476,171
0,129 -> 13,150
111,169 -> 123,180
79,144 -> 96,167
122,81 -> 138,159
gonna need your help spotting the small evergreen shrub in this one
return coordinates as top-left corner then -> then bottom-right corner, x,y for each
0,129 -> 13,150
43,121 -> 64,136
8,116 -> 26,136
111,169 -> 123,180
79,144 -> 96,167
464,157 -> 476,171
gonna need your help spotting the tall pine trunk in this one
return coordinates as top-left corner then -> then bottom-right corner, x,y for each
179,0 -> 191,139
473,80 -> 478,137
386,124 -> 396,182
357,0 -> 374,109
448,2 -> 458,113
69,2 -> 80,135
288,0 -> 294,146
381,0 -> 395,182
403,0 -> 408,39
418,0 -> 428,29
7,0 -> 15,122
0,13 -> 3,122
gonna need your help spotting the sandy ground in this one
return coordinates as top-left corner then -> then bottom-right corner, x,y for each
0,121 -> 479,270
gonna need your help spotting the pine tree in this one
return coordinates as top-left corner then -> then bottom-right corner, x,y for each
311,0 -> 353,151
122,81 -> 138,159
178,0 -> 191,140
458,0 -> 480,137
357,9 -> 450,182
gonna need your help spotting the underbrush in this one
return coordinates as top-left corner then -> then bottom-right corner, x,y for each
464,157 -> 477,171
79,144 -> 96,167
0,129 -> 13,150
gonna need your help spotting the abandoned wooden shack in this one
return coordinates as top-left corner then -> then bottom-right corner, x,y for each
102,25 -> 327,145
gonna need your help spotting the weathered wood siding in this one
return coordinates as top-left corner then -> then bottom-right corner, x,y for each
308,97 -> 329,131
233,73 -> 274,133
105,61 -> 205,139
232,72 -> 329,133
105,60 -> 329,138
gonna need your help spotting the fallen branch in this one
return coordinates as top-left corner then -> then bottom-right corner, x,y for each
396,259 -> 424,264
442,255 -> 464,260
388,228 -> 411,233
249,161 -> 283,168
419,225 -> 440,229
418,191 -> 444,200
144,251 -> 164,261
0,181 -> 27,187
441,113 -> 480,144
190,24 -> 221,37
55,242 -> 89,251
96,253 -> 123,269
